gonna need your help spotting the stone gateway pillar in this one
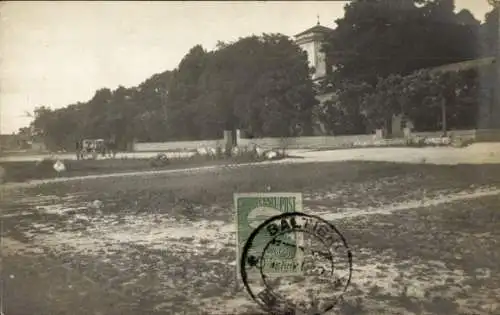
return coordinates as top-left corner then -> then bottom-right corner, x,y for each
223,130 -> 233,155
235,129 -> 241,146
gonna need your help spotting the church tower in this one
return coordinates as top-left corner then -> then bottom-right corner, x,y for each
294,18 -> 334,80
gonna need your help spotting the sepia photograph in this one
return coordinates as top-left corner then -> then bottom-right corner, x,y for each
1,0 -> 499,314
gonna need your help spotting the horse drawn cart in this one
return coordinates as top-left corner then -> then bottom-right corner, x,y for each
76,139 -> 116,160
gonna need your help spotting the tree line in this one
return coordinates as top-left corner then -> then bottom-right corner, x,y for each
317,0 -> 498,135
24,34 -> 317,151
23,0 -> 498,150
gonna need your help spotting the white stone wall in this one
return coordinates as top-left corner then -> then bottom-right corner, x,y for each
313,41 -> 327,79
301,41 -> 316,69
238,135 -> 380,150
133,140 -> 224,152
133,130 -> 495,153
297,36 -> 327,80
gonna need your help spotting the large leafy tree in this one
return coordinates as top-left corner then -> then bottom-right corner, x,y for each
132,71 -> 172,142
166,45 -> 209,140
480,5 -> 499,57
169,34 -> 318,139
227,34 -> 317,138
361,74 -> 407,134
322,0 -> 479,86
360,68 -> 480,133
107,86 -> 140,149
27,71 -> 174,150
30,106 -> 56,148
319,81 -> 372,135
27,32 -> 317,148
316,0 -> 482,135
405,69 -> 480,132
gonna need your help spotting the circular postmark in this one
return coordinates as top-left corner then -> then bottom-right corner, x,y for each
240,212 -> 352,315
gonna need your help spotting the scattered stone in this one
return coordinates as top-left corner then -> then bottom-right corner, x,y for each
474,267 -> 491,280
207,147 -> 217,156
231,146 -> 240,156
196,147 -> 208,156
253,145 -> 265,157
265,150 -> 278,159
53,160 -> 66,173
90,200 -> 103,209
150,153 -> 170,167
264,150 -> 283,160
424,137 -> 451,146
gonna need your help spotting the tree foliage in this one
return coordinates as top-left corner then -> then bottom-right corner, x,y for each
26,34 -> 317,150
315,0 -> 490,135
164,34 -> 317,139
480,6 -> 499,57
322,0 -> 480,86
27,70 -> 173,151
318,81 -> 372,135
358,68 -> 480,133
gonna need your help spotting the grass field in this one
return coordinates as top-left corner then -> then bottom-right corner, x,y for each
0,151 -> 288,183
2,161 -> 500,315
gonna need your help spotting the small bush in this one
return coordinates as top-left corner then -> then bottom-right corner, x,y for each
264,150 -> 284,160
35,158 -> 58,175
215,146 -> 224,158
231,146 -> 241,156
247,147 -> 261,160
423,137 -> 451,146
406,136 -> 427,147
149,153 -> 170,167
451,137 -> 475,148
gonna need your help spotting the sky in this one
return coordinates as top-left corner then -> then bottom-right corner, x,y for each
0,1 -> 495,134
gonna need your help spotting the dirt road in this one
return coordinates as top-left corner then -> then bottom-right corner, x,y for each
2,144 -> 499,190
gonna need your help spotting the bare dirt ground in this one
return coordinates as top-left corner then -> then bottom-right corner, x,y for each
2,143 -> 499,189
1,142 -> 499,164
0,151 -> 194,163
300,143 -> 500,165
2,145 -> 500,315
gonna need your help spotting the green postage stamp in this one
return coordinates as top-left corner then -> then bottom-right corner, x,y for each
235,192 -> 304,277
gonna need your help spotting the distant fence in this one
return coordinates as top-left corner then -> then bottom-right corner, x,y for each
413,129 -> 500,142
413,130 -> 476,140
238,135 -> 377,150
133,140 -> 224,152
132,129 -> 500,152
132,135 -> 380,152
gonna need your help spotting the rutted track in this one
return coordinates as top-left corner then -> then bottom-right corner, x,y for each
0,159 -> 295,190
2,143 -> 500,190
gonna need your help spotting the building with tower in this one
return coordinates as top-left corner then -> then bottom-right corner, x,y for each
292,15 -> 499,137
293,19 -> 335,135
293,19 -> 334,81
